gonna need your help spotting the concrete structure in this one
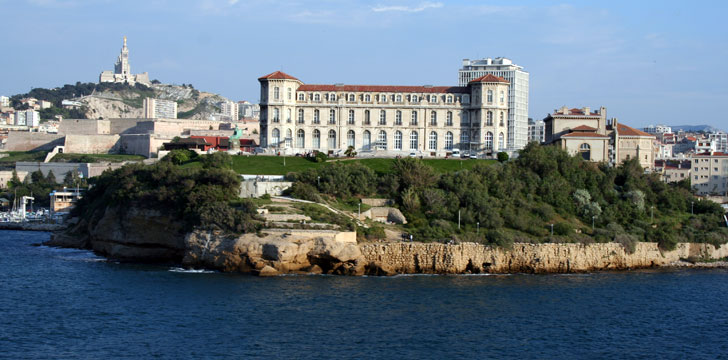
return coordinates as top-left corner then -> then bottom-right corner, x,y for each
696,139 -> 717,154
655,160 -> 690,184
657,143 -> 674,159
361,207 -> 407,224
50,189 -> 83,215
218,100 -> 239,121
143,98 -> 177,119
613,122 -> 656,170
458,57 -> 529,151
238,101 -> 260,119
644,124 -> 672,134
692,152 -> 728,196
709,132 -> 728,153
14,110 -> 40,127
673,136 -> 697,154
99,36 -> 150,86
258,70 -> 510,158
0,96 -> 9,107
239,175 -> 292,198
528,118 -> 545,143
543,106 -> 611,162
4,132 -> 65,151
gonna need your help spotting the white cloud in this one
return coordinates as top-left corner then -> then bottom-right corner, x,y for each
372,1 -> 443,13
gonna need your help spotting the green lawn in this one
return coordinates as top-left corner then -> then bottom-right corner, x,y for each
51,153 -> 146,163
0,151 -> 49,164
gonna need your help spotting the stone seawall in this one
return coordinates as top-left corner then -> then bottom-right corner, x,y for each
360,242 -> 728,274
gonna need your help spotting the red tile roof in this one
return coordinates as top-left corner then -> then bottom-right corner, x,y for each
468,74 -> 509,84
571,125 -> 597,131
561,132 -> 610,138
258,71 -> 299,81
616,123 -> 654,137
694,151 -> 728,157
686,136 -> 697,141
297,84 -> 468,94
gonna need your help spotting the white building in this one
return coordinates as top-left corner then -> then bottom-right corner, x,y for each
644,124 -> 672,134
258,71 -> 510,157
0,96 -> 9,107
238,101 -> 260,119
709,132 -> 727,153
218,100 -> 239,121
143,97 -> 177,119
14,110 -> 40,127
99,36 -> 150,86
692,151 -> 728,196
528,118 -> 545,143
458,57 -> 529,152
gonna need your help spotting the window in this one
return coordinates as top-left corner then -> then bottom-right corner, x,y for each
430,95 -> 437,103
348,94 -> 355,102
298,109 -> 304,123
364,110 -> 370,125
380,94 -> 387,103
500,90 -> 504,104
365,94 -> 371,102
377,130 -> 387,150
430,111 -> 437,126
287,88 -> 292,100
394,131 -> 402,150
486,111 -> 493,126
445,132 -> 453,150
298,93 -> 305,101
410,131 -> 418,150
396,94 -> 402,103
395,111 -> 402,125
363,130 -> 371,150
273,108 -> 280,123
314,93 -> 321,102
484,132 -> 493,150
347,130 -> 355,148
296,129 -> 305,148
462,111 -> 469,124
499,112 -> 504,126
487,90 -> 493,103
462,94 -> 470,104
285,129 -> 292,147
498,132 -> 505,150
328,130 -> 336,149
286,109 -> 291,123
313,129 -> 321,148
429,131 -> 437,150
379,110 -> 386,125
331,93 -> 337,101
274,87 -> 280,100
446,95 -> 453,103
446,112 -> 453,126
412,95 -> 419,103
348,110 -> 355,125
579,143 -> 591,161
313,109 -> 320,124
329,109 -> 336,124
461,132 -> 469,145
411,111 -> 418,125
272,128 -> 280,146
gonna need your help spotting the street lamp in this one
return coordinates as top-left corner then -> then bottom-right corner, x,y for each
550,223 -> 554,236
317,176 -> 320,187
691,201 -> 694,215
651,205 -> 654,223
477,221 -> 480,234
592,216 -> 596,231
358,202 -> 361,220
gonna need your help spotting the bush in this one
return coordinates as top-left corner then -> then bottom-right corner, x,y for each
486,229 -> 514,249
497,152 -> 509,163
163,149 -> 196,165
553,222 -> 573,236
615,233 -> 639,254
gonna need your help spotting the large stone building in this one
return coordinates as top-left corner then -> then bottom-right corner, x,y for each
613,122 -> 656,170
99,36 -> 150,86
458,57 -> 529,152
543,106 -> 611,162
258,71 -> 510,157
692,151 -> 728,196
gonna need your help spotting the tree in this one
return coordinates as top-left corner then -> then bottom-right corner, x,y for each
202,151 -> 232,169
497,152 -> 509,163
45,170 -> 57,185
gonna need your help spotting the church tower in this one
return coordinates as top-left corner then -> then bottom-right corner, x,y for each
99,36 -> 150,86
114,36 -> 131,76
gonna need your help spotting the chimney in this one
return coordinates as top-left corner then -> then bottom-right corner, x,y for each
583,107 -> 590,115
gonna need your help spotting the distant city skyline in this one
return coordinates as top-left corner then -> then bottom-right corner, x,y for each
1,0 -> 727,129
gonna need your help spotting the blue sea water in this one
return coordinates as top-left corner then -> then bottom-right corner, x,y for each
1,230 -> 728,359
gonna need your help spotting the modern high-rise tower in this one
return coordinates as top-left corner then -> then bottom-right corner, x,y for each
459,57 -> 529,151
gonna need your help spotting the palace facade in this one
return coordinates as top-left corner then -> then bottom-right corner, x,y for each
258,71 -> 510,157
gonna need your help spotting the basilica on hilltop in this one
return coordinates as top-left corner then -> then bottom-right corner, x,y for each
99,36 -> 150,86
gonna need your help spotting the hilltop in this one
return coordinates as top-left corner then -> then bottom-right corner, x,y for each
8,81 -> 233,120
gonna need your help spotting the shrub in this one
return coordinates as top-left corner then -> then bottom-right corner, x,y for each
486,229 -> 514,249
497,152 -> 509,163
553,222 -> 573,236
615,233 -> 639,254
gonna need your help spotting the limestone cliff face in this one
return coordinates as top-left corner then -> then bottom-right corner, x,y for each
360,242 -> 728,275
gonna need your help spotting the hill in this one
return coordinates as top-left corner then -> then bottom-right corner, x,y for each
8,81 -> 233,120
670,124 -> 724,133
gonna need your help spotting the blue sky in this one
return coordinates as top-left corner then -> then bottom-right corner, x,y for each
2,0 -> 727,128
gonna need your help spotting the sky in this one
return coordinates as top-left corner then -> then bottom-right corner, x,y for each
1,0 -> 727,129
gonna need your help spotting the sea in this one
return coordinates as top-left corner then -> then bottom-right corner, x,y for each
2,230 -> 728,359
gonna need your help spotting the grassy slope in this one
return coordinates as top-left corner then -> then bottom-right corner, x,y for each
0,151 -> 49,164
51,153 -> 145,163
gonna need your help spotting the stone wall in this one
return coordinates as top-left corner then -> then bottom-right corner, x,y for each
15,162 -> 126,183
58,119 -> 111,135
239,179 -> 293,198
4,132 -> 65,151
0,170 -> 29,188
64,134 -> 121,154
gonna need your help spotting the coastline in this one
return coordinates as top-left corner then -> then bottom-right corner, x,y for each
0,222 -> 66,232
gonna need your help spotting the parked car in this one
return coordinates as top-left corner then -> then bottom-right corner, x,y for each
408,152 -> 417,158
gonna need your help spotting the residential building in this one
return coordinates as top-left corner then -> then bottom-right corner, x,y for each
14,110 -> 40,127
644,124 -> 672,134
692,152 -> 728,196
543,106 -> 611,162
655,159 -> 690,183
0,96 -> 9,107
673,136 -> 696,154
38,100 -> 52,110
709,132 -> 727,153
99,36 -> 150,86
657,143 -> 673,159
527,118 -> 545,143
143,97 -> 177,119
695,139 -> 717,154
218,101 -> 239,121
613,122 -> 656,170
458,57 -> 529,151
258,70 -> 510,157
238,101 -> 260,119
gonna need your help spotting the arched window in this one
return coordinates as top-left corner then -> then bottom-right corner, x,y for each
394,131 -> 402,150
287,88 -> 292,100
500,90 -> 505,104
446,95 -> 453,103
487,90 -> 493,103
579,143 -> 591,161
461,132 -> 469,145
313,109 -> 320,124
445,132 -> 453,150
363,130 -> 371,150
273,108 -> 280,123
297,93 -> 305,101
286,109 -> 291,123
272,128 -> 280,146
395,110 -> 402,125
364,110 -> 370,125
412,95 -> 419,103
379,110 -> 386,125
430,111 -> 437,126
285,129 -> 292,147
329,109 -> 336,124
365,94 -> 371,102
446,111 -> 453,126
274,87 -> 280,100
347,130 -> 355,148
498,132 -> 504,150
409,131 -> 418,150
328,129 -> 336,149
314,93 -> 321,102
429,131 -> 437,150
296,129 -> 305,148
485,132 -> 493,150
380,94 -> 387,103
313,129 -> 321,148
486,111 -> 493,126
411,111 -> 418,125
329,93 -> 336,101
499,112 -> 504,126
377,130 -> 387,150
348,94 -> 355,102
297,109 -> 304,124
396,94 -> 402,102
430,95 -> 437,103
348,110 -> 355,125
